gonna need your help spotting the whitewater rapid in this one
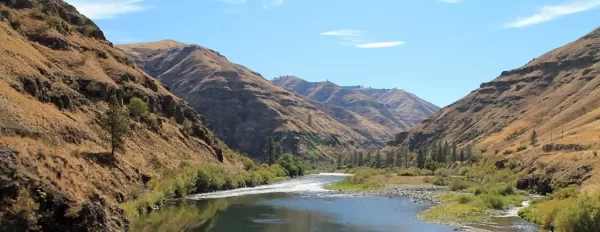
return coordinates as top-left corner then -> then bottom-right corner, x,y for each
187,173 -> 351,200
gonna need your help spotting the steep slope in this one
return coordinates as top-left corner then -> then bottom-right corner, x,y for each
0,1 -> 244,230
352,87 -> 440,125
118,41 -> 374,158
272,76 -> 439,142
389,26 -> 600,193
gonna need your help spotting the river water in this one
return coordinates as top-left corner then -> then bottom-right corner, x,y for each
129,174 -> 537,232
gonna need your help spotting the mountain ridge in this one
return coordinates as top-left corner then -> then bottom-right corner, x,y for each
387,25 -> 600,193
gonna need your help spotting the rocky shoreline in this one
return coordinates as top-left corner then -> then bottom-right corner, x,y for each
332,184 -> 447,204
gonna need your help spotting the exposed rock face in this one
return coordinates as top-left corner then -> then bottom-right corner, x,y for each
271,76 -> 439,143
118,41 -> 376,158
387,26 -> 600,192
0,1 -> 242,231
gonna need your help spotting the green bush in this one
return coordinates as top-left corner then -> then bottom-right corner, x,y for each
517,146 -> 527,152
491,184 -> 515,196
128,97 -> 149,119
82,23 -> 99,37
0,8 -> 10,18
503,149 -> 514,155
449,179 -> 472,191
434,168 -> 451,177
480,194 -> 506,210
457,194 -> 473,204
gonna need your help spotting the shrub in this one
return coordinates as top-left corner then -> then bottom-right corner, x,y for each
480,194 -> 505,210
503,149 -> 514,155
553,196 -> 600,232
128,97 -> 149,119
434,168 -> 451,177
1,8 -> 10,18
449,179 -> 472,191
492,184 -> 515,196
457,195 -> 473,204
83,23 -> 99,37
472,187 -> 484,195
9,189 -> 40,227
241,156 -> 255,171
10,19 -> 21,30
517,146 -> 527,152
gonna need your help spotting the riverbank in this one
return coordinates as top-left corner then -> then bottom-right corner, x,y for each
325,167 -> 537,230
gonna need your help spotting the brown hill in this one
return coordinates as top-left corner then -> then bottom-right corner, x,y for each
118,41 -> 375,158
0,0 -> 246,230
352,87 -> 440,125
389,26 -> 600,193
271,76 -> 439,143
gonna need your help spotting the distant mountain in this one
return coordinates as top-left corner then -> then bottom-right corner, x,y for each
118,41 -> 377,158
388,26 -> 600,193
271,76 -> 439,143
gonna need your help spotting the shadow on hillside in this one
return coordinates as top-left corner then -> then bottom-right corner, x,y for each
82,152 -> 117,167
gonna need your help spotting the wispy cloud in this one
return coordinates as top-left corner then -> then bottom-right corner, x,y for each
320,29 -> 404,49
65,0 -> 149,19
262,0 -> 284,9
355,42 -> 405,48
320,29 -> 364,37
439,0 -> 463,3
504,0 -> 600,28
217,0 -> 247,3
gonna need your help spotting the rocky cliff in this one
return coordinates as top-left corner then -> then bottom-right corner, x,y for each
389,26 -> 600,193
0,1 -> 245,230
271,76 -> 439,143
118,41 -> 376,158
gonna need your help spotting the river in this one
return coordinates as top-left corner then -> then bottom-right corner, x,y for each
129,174 -> 537,232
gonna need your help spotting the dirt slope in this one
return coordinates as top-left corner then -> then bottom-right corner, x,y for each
118,41 -> 376,158
0,1 -> 245,230
389,26 -> 600,193
271,76 -> 439,142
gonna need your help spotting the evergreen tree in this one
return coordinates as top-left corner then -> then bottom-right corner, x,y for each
336,153 -> 343,169
404,149 -> 410,167
435,141 -> 443,163
530,130 -> 538,146
416,147 -> 426,169
465,144 -> 473,161
442,141 -> 450,163
385,151 -> 394,167
394,151 -> 401,167
264,137 -> 277,165
358,152 -> 364,167
274,141 -> 283,159
459,149 -> 465,162
100,96 -> 131,156
375,151 -> 382,168
451,142 -> 457,163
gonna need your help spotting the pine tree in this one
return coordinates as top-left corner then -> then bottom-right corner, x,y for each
404,149 -> 410,167
416,147 -> 426,169
451,142 -> 457,163
264,137 -> 276,165
395,151 -> 401,167
100,96 -> 131,156
375,151 -> 382,168
435,141 -> 443,163
336,153 -> 343,169
386,151 -> 394,168
442,141 -> 450,163
358,152 -> 364,167
530,130 -> 538,146
459,149 -> 465,162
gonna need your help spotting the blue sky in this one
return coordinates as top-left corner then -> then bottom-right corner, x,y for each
66,0 -> 600,107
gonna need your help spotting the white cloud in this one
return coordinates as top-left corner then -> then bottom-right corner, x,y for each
356,41 -> 405,48
65,0 -> 148,19
505,0 -> 600,28
320,29 -> 404,49
262,0 -> 283,9
439,0 -> 463,3
320,29 -> 365,37
217,0 -> 247,3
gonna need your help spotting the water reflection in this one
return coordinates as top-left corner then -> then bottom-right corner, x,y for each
130,193 -> 455,232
